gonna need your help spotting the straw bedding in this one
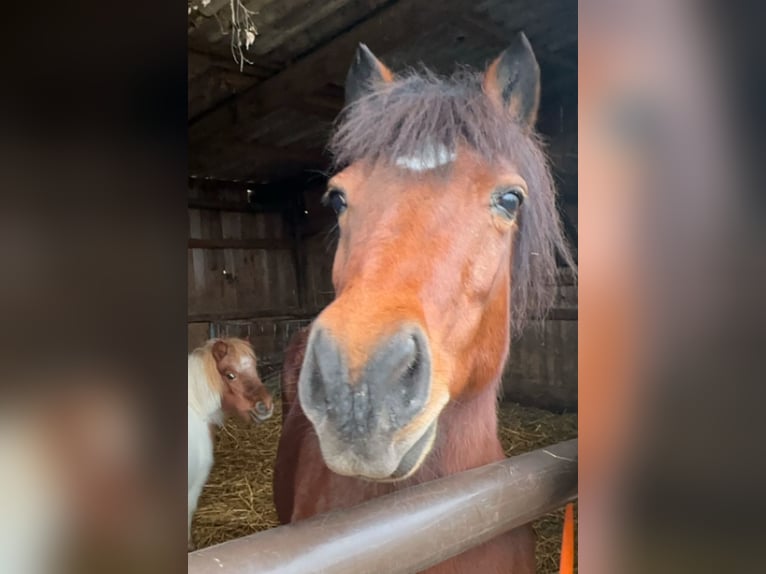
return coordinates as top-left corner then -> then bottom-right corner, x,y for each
192,398 -> 577,573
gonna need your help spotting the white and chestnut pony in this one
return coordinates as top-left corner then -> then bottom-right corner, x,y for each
187,337 -> 273,549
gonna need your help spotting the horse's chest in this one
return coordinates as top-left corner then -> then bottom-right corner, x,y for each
292,466 -> 392,519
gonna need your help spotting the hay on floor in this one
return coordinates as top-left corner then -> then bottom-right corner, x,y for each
192,399 -> 577,573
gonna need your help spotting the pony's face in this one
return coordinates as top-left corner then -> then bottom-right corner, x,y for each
298,36 -> 543,481
212,339 -> 274,423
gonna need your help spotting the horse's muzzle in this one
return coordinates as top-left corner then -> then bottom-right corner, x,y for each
249,400 -> 274,423
297,323 -> 434,479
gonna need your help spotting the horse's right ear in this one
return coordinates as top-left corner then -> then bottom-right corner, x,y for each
483,32 -> 540,129
344,43 -> 394,107
212,340 -> 228,363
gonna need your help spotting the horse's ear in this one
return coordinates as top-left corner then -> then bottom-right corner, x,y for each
212,340 -> 228,363
483,32 -> 540,129
345,43 -> 394,107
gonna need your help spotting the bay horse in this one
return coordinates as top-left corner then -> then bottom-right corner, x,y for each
274,33 -> 575,573
188,337 -> 273,549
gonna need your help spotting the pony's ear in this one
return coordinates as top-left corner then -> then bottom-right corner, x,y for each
483,32 -> 540,129
344,43 -> 394,107
212,340 -> 228,363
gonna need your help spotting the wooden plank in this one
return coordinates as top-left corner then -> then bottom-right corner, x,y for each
188,66 -> 261,120
187,48 -> 280,79
188,248 -> 227,317
503,318 -> 578,412
189,238 -> 293,250
188,249 -> 202,317
239,247 -> 300,311
303,232 -> 337,309
556,267 -> 577,286
188,309 -> 320,323
189,198 -> 258,213
292,85 -> 346,119
188,192 -> 295,215
543,308 -> 578,321
188,322 -> 211,352
200,208 -> 223,243
288,97 -> 341,120
190,141 -> 327,177
189,208 -> 287,240
189,175 -> 326,193
189,0 -> 459,145
220,210 -> 243,240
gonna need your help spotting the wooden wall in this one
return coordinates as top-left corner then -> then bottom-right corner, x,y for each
188,208 -> 298,317
300,187 -> 337,311
187,181 -> 335,353
502,270 -> 577,412
189,183 -> 303,350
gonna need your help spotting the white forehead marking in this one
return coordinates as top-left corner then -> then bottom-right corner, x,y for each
238,355 -> 254,370
394,143 -> 456,172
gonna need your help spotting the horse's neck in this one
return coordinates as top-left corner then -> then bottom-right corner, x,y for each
407,379 -> 504,484
188,353 -> 223,425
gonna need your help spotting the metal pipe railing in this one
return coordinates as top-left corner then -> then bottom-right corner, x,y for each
189,439 -> 577,574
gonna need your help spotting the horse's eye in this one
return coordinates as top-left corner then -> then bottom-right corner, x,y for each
493,188 -> 525,218
226,373 -> 236,380
322,188 -> 347,215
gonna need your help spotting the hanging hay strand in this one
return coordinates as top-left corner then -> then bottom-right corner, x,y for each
192,399 -> 577,573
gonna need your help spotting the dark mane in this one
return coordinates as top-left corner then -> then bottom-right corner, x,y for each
329,69 -> 576,334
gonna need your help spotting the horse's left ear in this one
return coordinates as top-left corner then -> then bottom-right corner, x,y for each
212,340 -> 228,363
344,43 -> 394,107
483,32 -> 540,129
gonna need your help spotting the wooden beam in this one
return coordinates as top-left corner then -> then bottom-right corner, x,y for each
296,83 -> 345,119
188,67 -> 261,121
187,48 -> 280,78
291,92 -> 344,120
545,308 -> 578,321
289,208 -> 307,310
188,309 -> 321,323
188,238 -> 293,250
189,174 -> 327,193
188,197 -> 298,213
189,142 -> 328,178
457,14 -> 509,49
189,0 -> 460,146
189,198 -> 259,213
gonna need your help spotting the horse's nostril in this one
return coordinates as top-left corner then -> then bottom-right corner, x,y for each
255,401 -> 270,415
399,335 -> 427,405
362,327 -> 431,429
404,337 -> 421,378
250,401 -> 273,423
300,326 -> 348,416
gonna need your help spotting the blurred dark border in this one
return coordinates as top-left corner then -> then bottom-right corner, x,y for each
579,1 -> 766,573
0,0 -> 188,568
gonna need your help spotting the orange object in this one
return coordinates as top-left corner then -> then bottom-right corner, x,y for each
559,503 -> 576,574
